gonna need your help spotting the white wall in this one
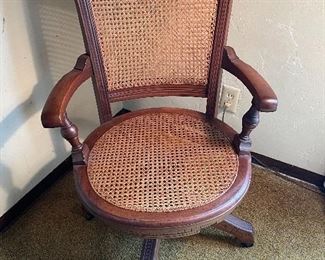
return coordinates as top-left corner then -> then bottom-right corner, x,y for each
124,0 -> 325,175
0,0 -> 122,217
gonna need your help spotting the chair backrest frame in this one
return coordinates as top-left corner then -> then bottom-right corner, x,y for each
75,0 -> 232,123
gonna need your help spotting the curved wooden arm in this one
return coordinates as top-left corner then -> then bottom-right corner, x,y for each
41,54 -> 92,164
222,46 -> 278,112
41,54 -> 92,128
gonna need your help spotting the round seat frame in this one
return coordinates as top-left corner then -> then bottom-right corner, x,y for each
74,108 -> 252,238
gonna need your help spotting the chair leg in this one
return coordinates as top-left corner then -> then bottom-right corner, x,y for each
140,239 -> 160,260
214,214 -> 254,247
81,205 -> 94,220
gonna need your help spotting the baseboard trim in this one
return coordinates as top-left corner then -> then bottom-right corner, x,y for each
0,156 -> 72,232
252,152 -> 324,191
0,108 -> 131,233
115,108 -> 131,116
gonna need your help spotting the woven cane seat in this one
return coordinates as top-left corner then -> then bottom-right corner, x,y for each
87,110 -> 239,213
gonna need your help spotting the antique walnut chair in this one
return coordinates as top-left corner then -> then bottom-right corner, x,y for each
42,0 -> 277,259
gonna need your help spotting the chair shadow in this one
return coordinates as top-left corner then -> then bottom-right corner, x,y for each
1,1 -> 134,258
0,0 -> 89,228
199,227 -> 239,247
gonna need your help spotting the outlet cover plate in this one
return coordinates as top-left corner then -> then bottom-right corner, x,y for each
219,85 -> 241,113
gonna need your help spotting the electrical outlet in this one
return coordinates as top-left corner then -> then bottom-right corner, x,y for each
219,85 -> 241,113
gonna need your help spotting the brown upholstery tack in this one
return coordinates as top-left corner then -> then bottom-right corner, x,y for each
87,112 -> 238,212
88,0 -> 218,91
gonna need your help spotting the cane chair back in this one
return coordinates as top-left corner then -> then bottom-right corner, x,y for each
75,0 -> 232,122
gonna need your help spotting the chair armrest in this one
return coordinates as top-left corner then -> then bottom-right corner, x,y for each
222,47 -> 278,154
41,54 -> 92,128
222,46 -> 278,112
41,54 -> 92,164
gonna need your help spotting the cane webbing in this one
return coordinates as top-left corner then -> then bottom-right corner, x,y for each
87,112 -> 238,212
88,0 -> 218,91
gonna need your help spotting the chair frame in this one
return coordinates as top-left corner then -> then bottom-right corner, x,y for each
41,0 -> 277,258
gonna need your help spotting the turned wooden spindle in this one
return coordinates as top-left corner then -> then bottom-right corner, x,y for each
60,115 -> 82,151
60,114 -> 88,165
235,101 -> 260,154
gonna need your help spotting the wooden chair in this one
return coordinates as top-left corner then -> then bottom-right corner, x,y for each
42,1 -> 277,259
